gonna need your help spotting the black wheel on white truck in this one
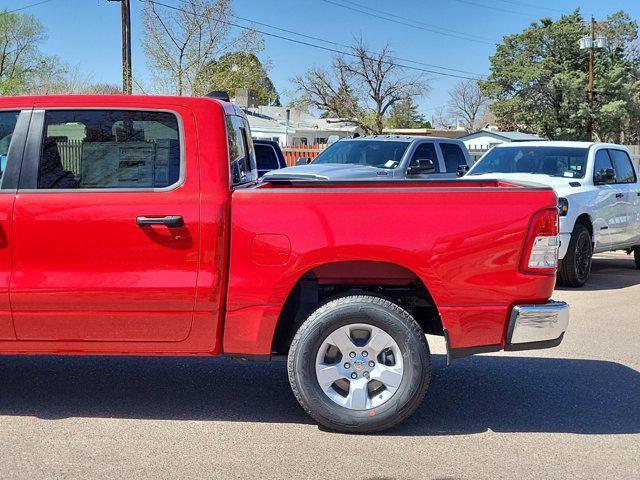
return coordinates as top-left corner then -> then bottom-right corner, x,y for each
634,247 -> 640,269
287,294 -> 431,433
558,224 -> 593,287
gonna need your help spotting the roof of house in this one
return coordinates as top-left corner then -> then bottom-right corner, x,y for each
459,129 -> 544,142
245,106 -> 359,134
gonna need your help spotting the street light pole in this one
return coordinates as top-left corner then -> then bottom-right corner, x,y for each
108,0 -> 132,94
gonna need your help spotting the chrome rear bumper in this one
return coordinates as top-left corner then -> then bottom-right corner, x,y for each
505,301 -> 569,351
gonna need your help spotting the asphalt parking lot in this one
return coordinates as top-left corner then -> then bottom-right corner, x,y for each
0,252 -> 638,480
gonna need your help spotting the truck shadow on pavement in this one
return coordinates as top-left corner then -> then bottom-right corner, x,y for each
0,353 -> 638,436
556,254 -> 640,291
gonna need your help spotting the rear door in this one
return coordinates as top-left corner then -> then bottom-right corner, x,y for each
10,106 -> 200,342
0,109 -> 30,341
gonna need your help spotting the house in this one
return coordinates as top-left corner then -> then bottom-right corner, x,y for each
244,106 -> 361,146
382,127 -> 468,139
458,128 -> 545,162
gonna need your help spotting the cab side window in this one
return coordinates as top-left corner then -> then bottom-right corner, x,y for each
410,142 -> 439,172
0,111 -> 20,183
37,110 -> 181,190
227,115 -> 256,186
594,149 -> 613,171
609,149 -> 636,184
440,143 -> 467,173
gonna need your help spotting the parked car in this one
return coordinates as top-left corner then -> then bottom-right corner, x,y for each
253,139 -> 287,177
263,135 -> 473,181
465,141 -> 640,286
0,95 -> 569,433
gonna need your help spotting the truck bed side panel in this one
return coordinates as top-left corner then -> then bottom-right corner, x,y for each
225,185 -> 557,354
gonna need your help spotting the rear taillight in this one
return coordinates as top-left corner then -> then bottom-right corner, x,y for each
519,208 -> 559,275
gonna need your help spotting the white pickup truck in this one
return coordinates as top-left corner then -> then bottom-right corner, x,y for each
466,141 -> 640,286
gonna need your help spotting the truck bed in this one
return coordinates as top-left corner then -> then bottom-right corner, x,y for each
224,178 -> 558,355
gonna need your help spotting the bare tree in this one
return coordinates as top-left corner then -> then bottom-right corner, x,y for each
142,0 -> 261,95
447,78 -> 490,131
293,39 -> 429,134
430,106 -> 453,129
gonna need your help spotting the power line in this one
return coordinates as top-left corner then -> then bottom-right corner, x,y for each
450,0 -> 536,17
230,12 -> 484,77
142,0 -> 481,81
2,0 -> 55,14
320,0 -> 497,46
332,0 -> 497,43
493,0 -> 565,14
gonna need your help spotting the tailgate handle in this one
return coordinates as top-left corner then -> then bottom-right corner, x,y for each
615,193 -> 624,198
136,216 -> 184,228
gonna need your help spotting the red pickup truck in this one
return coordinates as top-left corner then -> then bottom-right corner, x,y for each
0,95 -> 569,432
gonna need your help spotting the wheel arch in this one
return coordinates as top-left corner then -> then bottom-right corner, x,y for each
270,260 -> 443,356
574,213 -> 594,238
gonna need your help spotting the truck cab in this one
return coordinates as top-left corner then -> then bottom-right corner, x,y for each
263,136 -> 473,181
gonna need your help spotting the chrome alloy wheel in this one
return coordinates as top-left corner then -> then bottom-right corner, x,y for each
314,323 -> 404,410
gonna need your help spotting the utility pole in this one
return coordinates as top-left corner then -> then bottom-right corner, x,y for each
580,16 -> 607,141
587,16 -> 595,141
108,0 -> 132,94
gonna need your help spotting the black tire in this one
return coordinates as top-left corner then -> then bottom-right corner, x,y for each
634,247 -> 640,269
287,294 -> 431,433
558,224 -> 593,287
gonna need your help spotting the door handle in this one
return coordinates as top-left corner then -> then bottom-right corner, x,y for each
615,193 -> 624,199
136,216 -> 184,228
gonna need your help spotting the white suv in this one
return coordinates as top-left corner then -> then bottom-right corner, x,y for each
466,141 -> 640,287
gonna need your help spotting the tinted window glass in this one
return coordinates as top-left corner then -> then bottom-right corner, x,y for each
255,144 -> 280,170
440,143 -> 466,172
609,149 -> 636,184
314,140 -> 409,169
38,110 -> 180,189
594,149 -> 613,174
0,111 -> 19,182
469,146 -> 588,178
410,143 -> 439,172
227,115 -> 256,185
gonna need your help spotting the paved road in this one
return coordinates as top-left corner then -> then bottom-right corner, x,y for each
1,253 -> 639,479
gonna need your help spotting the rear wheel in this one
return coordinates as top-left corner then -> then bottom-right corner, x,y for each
558,224 -> 592,287
287,294 -> 431,433
634,247 -> 640,269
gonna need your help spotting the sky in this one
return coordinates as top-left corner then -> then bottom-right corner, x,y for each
2,0 -> 640,122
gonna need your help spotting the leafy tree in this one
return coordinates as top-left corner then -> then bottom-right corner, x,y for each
194,51 -> 280,105
142,0 -> 261,95
482,9 -> 639,141
0,10 -> 65,95
293,39 -> 428,134
386,97 -> 432,129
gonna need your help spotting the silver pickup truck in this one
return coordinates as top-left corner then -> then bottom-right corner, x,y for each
262,135 -> 473,181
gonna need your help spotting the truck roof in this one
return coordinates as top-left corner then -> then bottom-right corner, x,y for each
0,94 -> 244,116
348,135 -> 464,143
495,140 -> 593,148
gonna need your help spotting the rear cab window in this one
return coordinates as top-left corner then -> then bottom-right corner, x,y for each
255,144 -> 280,172
608,149 -> 636,184
439,143 -> 467,173
36,110 -> 182,190
226,115 -> 257,186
